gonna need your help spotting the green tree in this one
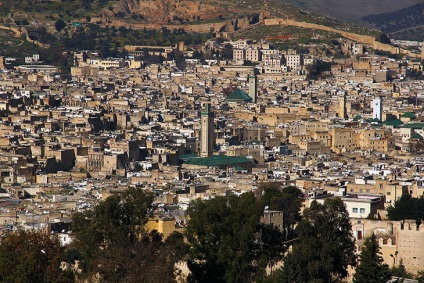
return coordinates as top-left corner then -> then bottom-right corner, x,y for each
376,33 -> 391,44
99,38 -> 111,58
306,60 -> 333,80
390,258 -> 413,279
278,198 -> 356,283
353,233 -> 390,283
219,43 -> 233,60
261,184 -> 302,240
70,188 -> 154,271
387,194 -> 424,223
0,229 -> 74,283
185,193 -> 284,283
92,231 -> 187,283
55,19 -> 67,32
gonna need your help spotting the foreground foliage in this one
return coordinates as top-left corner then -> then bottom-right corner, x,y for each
0,229 -> 73,283
185,193 -> 285,283
260,184 -> 302,240
387,194 -> 424,223
69,187 -> 186,282
353,233 -> 390,283
276,198 -> 356,283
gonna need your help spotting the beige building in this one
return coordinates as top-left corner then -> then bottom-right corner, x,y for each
233,49 -> 245,61
260,209 -> 283,232
245,48 -> 261,62
330,128 -> 356,153
298,140 -> 330,155
352,219 -> 424,274
145,216 -> 185,239
356,128 -> 388,152
347,179 -> 407,206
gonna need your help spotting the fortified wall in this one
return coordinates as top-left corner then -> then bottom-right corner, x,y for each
351,219 -> 424,274
397,220 -> 424,274
264,19 -> 421,59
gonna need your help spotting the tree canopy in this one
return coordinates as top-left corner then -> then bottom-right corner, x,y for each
260,184 -> 302,240
71,187 -> 154,257
68,188 -> 186,281
353,233 -> 390,283
387,194 -> 424,223
277,198 -> 356,283
55,19 -> 67,32
306,60 -> 333,80
185,193 -> 285,283
0,229 -> 73,283
91,230 -> 187,283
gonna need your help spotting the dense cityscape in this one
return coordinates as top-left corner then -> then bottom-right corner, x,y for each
0,0 -> 424,282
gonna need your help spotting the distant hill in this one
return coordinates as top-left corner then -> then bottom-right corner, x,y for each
361,3 -> 424,33
279,0 -> 424,40
0,0 -> 281,23
279,0 -> 424,23
0,0 -> 376,34
0,0 -> 393,50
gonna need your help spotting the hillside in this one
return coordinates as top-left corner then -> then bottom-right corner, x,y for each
0,0 -> 276,24
0,0 -> 399,60
361,3 -> 424,40
0,0 -> 375,32
279,0 -> 423,23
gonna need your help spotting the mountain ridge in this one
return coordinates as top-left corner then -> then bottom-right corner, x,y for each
279,0 -> 424,22
362,3 -> 424,33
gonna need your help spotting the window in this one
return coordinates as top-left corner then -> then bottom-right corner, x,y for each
360,208 -> 365,214
353,208 -> 358,213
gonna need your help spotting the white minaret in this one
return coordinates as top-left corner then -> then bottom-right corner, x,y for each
248,75 -> 257,103
200,104 -> 214,157
372,97 -> 383,121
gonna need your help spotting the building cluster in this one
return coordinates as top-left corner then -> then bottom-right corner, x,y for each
0,37 -> 424,275
217,39 -> 315,74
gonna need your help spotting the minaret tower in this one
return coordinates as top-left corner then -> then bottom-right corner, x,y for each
200,103 -> 214,157
338,92 -> 347,119
248,74 -> 257,104
372,96 -> 383,121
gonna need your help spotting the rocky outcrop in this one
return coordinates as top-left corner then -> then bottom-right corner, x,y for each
219,14 -> 261,32
93,14 -> 264,33
100,0 -> 227,24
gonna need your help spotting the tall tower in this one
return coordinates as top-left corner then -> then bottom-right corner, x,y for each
372,97 -> 383,121
200,104 -> 214,157
338,92 -> 347,119
248,75 -> 257,104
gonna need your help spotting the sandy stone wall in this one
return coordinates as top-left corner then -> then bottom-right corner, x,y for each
264,19 -> 422,59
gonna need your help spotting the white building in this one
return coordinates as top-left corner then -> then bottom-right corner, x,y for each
25,54 -> 40,64
372,97 -> 383,121
309,194 -> 385,221
89,59 -> 124,69
285,54 -> 302,71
